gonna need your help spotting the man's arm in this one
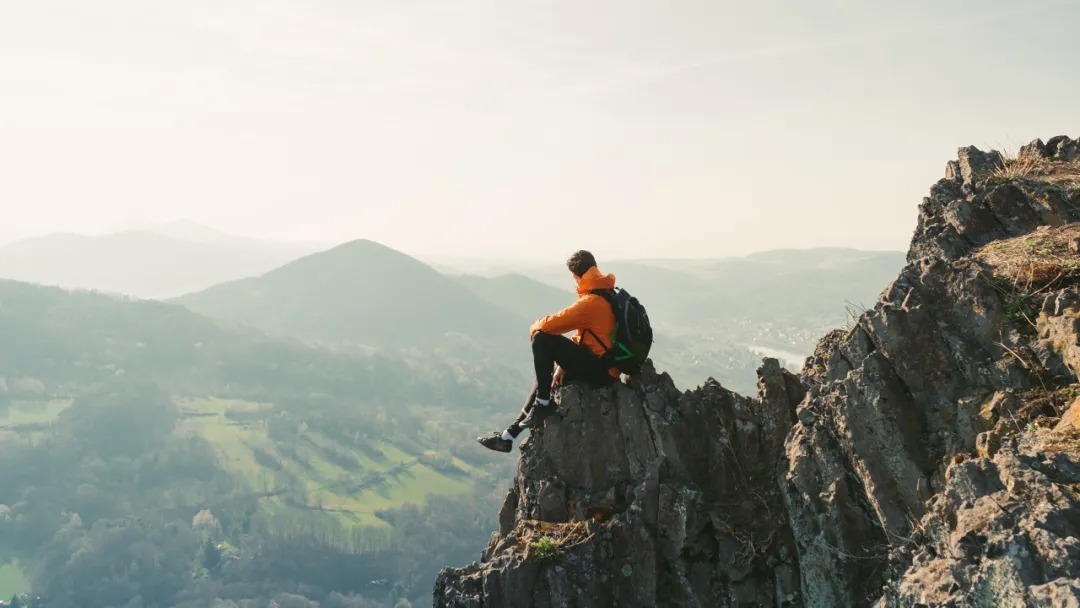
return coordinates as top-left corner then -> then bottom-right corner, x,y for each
529,298 -> 590,337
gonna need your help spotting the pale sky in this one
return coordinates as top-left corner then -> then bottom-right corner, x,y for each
1,0 -> 1077,260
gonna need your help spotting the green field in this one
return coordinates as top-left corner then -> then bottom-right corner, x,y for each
0,395 -> 476,529
0,399 -> 71,427
176,397 -> 475,528
0,559 -> 28,598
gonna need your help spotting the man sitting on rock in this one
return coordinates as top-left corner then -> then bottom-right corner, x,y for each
477,250 -> 620,453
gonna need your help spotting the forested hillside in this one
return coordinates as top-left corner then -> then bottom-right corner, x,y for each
0,227 -> 310,299
0,280 -> 519,607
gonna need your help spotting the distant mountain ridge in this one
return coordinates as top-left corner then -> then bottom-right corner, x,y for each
176,240 -> 906,393
454,273 -> 572,323
509,248 -> 905,327
174,239 -> 528,354
0,223 -> 313,299
3,220 -> 906,393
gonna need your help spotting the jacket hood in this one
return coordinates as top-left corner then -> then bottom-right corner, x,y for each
576,266 -> 616,294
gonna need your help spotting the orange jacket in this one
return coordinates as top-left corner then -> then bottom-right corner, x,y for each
529,267 -> 619,377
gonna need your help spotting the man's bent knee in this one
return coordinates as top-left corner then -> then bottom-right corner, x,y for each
531,331 -> 558,349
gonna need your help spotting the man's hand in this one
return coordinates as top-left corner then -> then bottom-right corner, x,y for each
552,366 -> 566,387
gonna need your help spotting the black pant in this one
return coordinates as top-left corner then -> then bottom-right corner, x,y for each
506,332 -> 614,438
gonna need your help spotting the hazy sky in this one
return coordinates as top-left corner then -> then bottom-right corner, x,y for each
1,0 -> 1077,260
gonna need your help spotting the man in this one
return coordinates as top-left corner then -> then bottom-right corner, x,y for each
477,250 -> 620,453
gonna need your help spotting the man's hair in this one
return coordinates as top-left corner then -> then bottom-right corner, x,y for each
566,250 -> 597,277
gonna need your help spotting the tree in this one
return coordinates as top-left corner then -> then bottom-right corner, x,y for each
57,381 -> 179,457
192,509 -> 222,538
200,538 -> 222,572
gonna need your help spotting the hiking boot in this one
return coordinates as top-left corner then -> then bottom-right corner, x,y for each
477,432 -> 512,453
519,402 -> 557,428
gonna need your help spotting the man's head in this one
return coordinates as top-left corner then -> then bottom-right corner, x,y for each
566,250 -> 597,279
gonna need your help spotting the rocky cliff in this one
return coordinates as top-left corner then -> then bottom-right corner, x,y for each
435,136 -> 1080,607
435,360 -> 806,607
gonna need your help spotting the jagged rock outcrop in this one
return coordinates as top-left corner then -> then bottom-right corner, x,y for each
436,136 -> 1080,608
435,360 -> 804,607
880,432 -> 1080,607
784,136 -> 1080,607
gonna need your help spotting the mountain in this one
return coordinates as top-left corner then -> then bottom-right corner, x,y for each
0,225 -> 312,299
454,273 -> 573,322
435,137 -> 1080,607
685,248 -> 906,321
420,255 -> 548,278
174,239 -> 529,354
0,278 -> 420,401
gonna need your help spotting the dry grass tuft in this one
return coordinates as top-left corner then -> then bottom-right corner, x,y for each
992,154 -> 1043,183
976,224 -> 1080,289
991,153 -> 1080,186
1040,426 -> 1080,457
506,519 -> 598,562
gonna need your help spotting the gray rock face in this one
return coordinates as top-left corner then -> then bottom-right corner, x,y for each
881,441 -> 1080,608
783,137 -> 1080,607
434,361 -> 803,607
435,137 -> 1080,607
956,146 -> 1005,189
1038,287 -> 1080,378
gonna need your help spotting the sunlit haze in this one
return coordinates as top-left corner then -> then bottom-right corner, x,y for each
2,0 -> 1077,260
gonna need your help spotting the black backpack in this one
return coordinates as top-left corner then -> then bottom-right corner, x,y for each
589,287 -> 653,375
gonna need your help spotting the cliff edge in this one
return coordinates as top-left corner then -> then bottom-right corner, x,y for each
436,136 -> 1080,607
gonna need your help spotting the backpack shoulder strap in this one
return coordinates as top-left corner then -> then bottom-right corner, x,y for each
585,289 -> 617,356
588,288 -> 615,303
